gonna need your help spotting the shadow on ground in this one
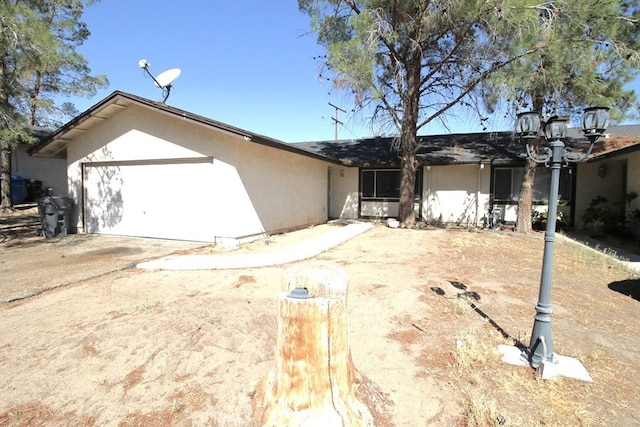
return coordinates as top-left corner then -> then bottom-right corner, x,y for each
608,279 -> 640,302
0,204 -> 41,246
430,280 -> 528,350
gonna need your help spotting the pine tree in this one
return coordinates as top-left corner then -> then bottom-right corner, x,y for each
482,1 -> 640,233
0,0 -> 107,210
299,1 -> 639,228
299,0 -> 544,226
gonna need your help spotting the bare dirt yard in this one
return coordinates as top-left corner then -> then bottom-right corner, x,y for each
1,205 -> 639,426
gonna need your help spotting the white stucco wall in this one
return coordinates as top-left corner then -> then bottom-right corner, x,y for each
328,166 -> 359,219
11,144 -> 67,200
327,163 -> 492,225
576,151 -> 640,230
360,200 -> 421,218
360,201 -> 399,217
233,135 -> 330,235
423,164 -> 490,227
66,104 -> 330,241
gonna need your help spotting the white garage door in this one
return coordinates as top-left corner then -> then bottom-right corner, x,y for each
84,159 -> 215,241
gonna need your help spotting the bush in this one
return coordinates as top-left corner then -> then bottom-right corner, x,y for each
531,204 -> 568,231
581,196 -> 625,235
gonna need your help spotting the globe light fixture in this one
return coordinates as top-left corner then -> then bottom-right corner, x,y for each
515,111 -> 541,139
582,106 -> 610,139
543,116 -> 568,140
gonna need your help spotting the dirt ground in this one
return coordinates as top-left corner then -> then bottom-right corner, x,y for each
1,206 -> 639,426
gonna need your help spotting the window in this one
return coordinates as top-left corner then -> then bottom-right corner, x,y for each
493,166 -> 573,203
494,168 -> 519,201
360,169 -> 421,200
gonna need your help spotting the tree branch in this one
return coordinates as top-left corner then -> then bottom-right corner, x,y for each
417,47 -> 544,131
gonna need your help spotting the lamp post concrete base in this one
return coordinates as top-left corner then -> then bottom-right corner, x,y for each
497,345 -> 593,382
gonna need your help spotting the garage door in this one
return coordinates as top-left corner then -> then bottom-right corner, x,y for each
84,158 -> 215,241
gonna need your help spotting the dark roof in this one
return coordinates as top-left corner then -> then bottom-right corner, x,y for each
295,134 -> 500,167
29,126 -> 54,142
296,132 -> 576,167
294,129 -> 640,167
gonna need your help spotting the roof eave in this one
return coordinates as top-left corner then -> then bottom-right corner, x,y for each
28,91 -> 344,164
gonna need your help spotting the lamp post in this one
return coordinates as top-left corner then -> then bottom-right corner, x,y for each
515,107 -> 610,368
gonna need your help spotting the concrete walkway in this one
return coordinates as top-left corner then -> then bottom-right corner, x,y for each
137,222 -> 373,271
135,222 -> 640,273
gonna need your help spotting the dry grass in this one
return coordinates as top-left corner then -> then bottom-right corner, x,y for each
453,329 -> 501,372
451,327 -> 600,426
1,218 -> 638,426
558,233 -> 638,273
449,229 -> 496,249
445,297 -> 471,316
444,226 -> 640,425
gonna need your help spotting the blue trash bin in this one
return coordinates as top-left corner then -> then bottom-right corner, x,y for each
10,175 -> 24,204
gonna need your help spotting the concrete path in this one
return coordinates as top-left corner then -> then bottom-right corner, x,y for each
137,222 -> 373,271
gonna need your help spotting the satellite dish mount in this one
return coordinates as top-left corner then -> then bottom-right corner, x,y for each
138,59 -> 181,103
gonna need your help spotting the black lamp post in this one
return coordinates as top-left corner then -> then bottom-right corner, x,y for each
515,107 -> 610,368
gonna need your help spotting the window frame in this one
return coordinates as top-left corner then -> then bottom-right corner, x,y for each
359,168 -> 422,202
492,165 -> 575,204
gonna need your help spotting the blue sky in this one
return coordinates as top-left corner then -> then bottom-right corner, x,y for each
72,1 -> 638,143
73,0 -> 374,143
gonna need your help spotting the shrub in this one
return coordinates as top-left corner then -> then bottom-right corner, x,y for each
581,196 -> 624,234
531,204 -> 568,231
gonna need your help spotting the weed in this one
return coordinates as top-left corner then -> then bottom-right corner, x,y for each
463,392 -> 504,427
449,325 -> 602,426
141,349 -> 157,364
92,377 -> 108,386
453,329 -> 500,371
171,398 -> 182,414
110,300 -> 160,318
135,299 -> 159,312
446,298 -> 470,316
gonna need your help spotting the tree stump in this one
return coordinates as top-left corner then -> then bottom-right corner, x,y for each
253,262 -> 374,426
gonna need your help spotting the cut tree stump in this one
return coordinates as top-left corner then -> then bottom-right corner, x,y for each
253,262 -> 375,426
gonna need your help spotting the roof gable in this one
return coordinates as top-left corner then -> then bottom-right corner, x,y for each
28,91 -> 337,164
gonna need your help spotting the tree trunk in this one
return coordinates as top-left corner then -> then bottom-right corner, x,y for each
515,156 -> 537,233
515,93 -> 545,234
0,148 -> 12,210
398,148 -> 417,226
253,262 -> 374,427
397,55 -> 421,227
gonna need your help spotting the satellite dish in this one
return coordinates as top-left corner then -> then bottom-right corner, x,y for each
154,68 -> 181,88
138,59 -> 181,103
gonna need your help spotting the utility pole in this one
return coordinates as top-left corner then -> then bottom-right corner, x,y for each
328,103 -> 346,141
